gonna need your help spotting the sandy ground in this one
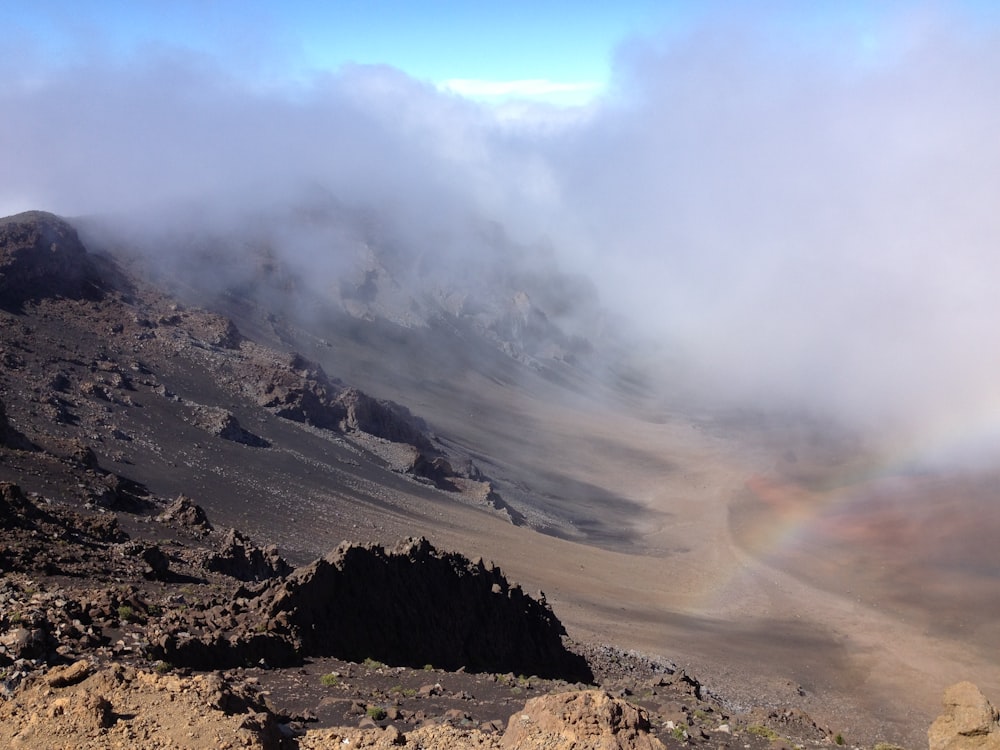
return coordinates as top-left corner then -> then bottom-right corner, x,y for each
346,373 -> 999,750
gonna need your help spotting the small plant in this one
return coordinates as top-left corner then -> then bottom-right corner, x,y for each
874,743 -> 903,750
672,725 -> 688,741
320,673 -> 339,687
117,604 -> 135,623
747,725 -> 780,741
693,709 -> 712,722
835,733 -> 845,746
366,706 -> 387,721
362,657 -> 385,670
153,660 -> 172,674
423,664 -> 434,671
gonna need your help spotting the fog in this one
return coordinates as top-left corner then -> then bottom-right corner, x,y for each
3,3 -> 1000,463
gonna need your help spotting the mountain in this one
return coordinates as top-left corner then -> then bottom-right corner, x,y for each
0,208 -> 989,748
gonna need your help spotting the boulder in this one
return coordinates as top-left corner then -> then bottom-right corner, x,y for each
929,682 -> 1000,750
158,494 -> 214,532
191,407 -> 269,447
502,690 -> 666,750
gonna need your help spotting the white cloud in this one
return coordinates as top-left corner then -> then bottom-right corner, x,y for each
440,78 -> 601,105
4,3 -> 1000,461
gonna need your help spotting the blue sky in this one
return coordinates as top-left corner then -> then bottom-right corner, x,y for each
4,0 -> 683,104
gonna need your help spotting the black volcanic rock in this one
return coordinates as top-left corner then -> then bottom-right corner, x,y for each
0,211 -> 104,311
0,398 -> 33,450
152,538 -> 593,683
203,528 -> 291,582
157,494 -> 214,533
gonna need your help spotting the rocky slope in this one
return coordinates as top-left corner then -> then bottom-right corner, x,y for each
0,210 -> 954,747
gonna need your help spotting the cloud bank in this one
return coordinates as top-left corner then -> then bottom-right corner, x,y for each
3,3 -> 1000,460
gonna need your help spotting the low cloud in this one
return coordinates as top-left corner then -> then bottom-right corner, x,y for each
3,3 -> 1000,462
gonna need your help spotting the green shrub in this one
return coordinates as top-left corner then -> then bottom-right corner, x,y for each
367,706 -> 387,721
320,673 -> 339,687
747,725 -> 780,741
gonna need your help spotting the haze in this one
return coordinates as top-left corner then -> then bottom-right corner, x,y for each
3,2 -> 1000,464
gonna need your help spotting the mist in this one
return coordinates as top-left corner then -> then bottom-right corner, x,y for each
3,3 -> 1000,464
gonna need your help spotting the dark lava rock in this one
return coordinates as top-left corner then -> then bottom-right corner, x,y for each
0,211 -> 104,311
410,453 -> 458,490
191,407 -> 269,448
0,482 -> 44,529
203,528 -> 291,582
153,537 -> 592,683
157,494 -> 214,533
0,398 -> 33,450
249,353 -> 348,429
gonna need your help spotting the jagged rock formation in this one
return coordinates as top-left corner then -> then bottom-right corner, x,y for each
929,682 -> 1000,750
156,494 -> 214,533
246,352 -> 347,429
151,537 -> 592,682
502,690 -> 666,750
203,528 -> 292,582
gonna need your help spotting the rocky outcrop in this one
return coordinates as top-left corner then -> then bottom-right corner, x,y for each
0,663 -> 282,750
191,406 -> 270,447
244,353 -> 435,451
300,690 -> 666,750
203,528 -> 292,582
335,387 -> 433,450
152,538 -> 592,682
929,682 -> 1000,750
246,352 -> 348,429
0,397 -> 33,450
0,482 -> 128,575
0,211 -> 105,311
502,690 -> 666,750
157,494 -> 214,533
